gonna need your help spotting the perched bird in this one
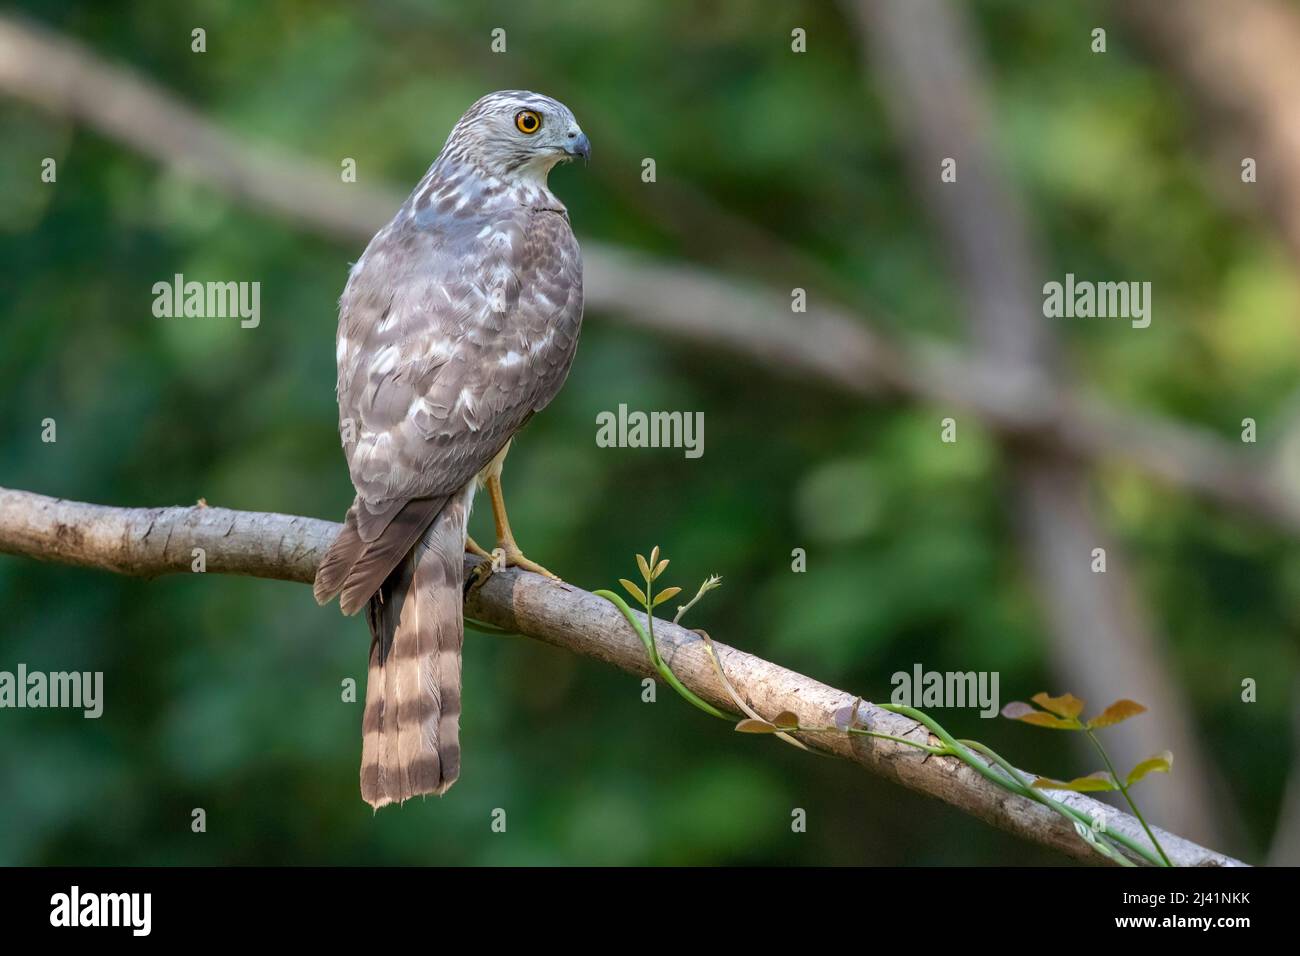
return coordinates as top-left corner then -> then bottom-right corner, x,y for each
314,91 -> 589,808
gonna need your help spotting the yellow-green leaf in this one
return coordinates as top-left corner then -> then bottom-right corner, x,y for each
619,578 -> 648,606
1032,771 -> 1117,793
636,553 -> 651,581
1001,702 -> 1080,729
652,558 -> 669,580
1019,712 -> 1081,729
772,710 -> 800,731
649,545 -> 660,567
1126,751 -> 1173,786
1087,699 -> 1148,729
735,718 -> 778,734
651,586 -> 682,607
1031,692 -> 1086,719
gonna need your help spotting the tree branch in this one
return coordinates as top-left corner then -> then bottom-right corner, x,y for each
0,485 -> 1245,866
1120,0 -> 1300,270
852,0 -> 1231,846
1,13 -> 1296,533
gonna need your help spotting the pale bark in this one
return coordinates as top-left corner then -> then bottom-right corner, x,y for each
0,485 -> 1245,866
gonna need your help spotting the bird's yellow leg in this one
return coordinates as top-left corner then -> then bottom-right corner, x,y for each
466,442 -> 560,593
485,472 -> 558,579
464,534 -> 492,559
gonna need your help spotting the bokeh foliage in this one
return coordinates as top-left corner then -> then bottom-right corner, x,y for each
1,0 -> 1296,864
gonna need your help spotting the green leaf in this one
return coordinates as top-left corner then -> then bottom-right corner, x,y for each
1001,701 -> 1080,729
1031,692 -> 1086,719
636,553 -> 651,581
1087,699 -> 1148,729
1032,771 -> 1117,793
651,586 -> 682,607
619,578 -> 648,606
1126,751 -> 1173,786
593,588 -> 735,721
735,718 -> 779,734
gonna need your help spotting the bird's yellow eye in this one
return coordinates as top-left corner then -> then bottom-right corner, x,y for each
515,110 -> 542,134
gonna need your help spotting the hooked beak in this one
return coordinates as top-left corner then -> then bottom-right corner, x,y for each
564,132 -> 591,164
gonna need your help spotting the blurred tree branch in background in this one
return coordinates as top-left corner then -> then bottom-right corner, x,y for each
1122,0 -> 1300,272
6,5 -> 1299,863
851,0 -> 1235,847
0,12 -> 1295,536
0,484 -> 1246,867
1119,0 -> 1300,865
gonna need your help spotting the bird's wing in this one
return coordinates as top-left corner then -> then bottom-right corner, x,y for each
317,205 -> 582,608
341,206 -> 582,510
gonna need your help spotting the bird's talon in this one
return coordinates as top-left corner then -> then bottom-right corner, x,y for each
464,558 -> 494,596
504,548 -> 558,579
489,543 -> 559,580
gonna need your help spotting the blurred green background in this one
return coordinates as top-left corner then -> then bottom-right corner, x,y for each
1,0 -> 1297,865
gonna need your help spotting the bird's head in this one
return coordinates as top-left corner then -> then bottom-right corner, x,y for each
441,90 -> 590,184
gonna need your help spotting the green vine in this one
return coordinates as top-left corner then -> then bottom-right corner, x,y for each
596,547 -> 1175,867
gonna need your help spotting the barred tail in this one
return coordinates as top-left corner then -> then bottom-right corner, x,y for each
358,497 -> 466,807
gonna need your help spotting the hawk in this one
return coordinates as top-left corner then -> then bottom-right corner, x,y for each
313,91 -> 589,808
